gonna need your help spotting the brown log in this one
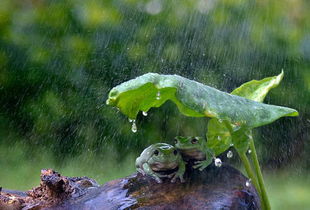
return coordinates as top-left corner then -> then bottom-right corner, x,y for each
0,164 -> 260,209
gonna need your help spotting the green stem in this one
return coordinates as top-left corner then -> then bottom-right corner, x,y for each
249,139 -> 271,210
238,152 -> 261,195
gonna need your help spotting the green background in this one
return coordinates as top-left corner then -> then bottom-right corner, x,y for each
0,0 -> 309,209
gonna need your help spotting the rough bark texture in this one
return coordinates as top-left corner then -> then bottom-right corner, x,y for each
0,164 -> 260,210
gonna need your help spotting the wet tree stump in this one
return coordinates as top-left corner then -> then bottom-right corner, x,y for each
0,164 -> 260,210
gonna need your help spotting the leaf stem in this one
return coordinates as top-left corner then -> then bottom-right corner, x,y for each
249,139 -> 271,210
238,152 -> 261,194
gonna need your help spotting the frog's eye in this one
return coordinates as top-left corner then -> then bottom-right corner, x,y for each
154,150 -> 159,156
191,138 -> 198,144
173,150 -> 178,156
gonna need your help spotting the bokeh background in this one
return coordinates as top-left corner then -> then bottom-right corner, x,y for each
0,0 -> 309,209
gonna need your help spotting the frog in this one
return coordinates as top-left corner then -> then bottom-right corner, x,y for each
135,143 -> 186,183
174,136 -> 215,171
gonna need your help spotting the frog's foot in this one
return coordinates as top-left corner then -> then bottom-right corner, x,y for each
137,168 -> 146,176
171,172 -> 185,183
193,160 -> 212,171
167,172 -> 177,179
152,176 -> 163,183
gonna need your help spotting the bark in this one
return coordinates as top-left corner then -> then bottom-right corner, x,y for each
0,164 -> 260,210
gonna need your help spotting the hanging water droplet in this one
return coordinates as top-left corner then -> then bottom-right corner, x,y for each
248,149 -> 252,154
131,121 -> 137,133
214,158 -> 222,167
217,136 -> 221,141
142,111 -> 148,116
129,118 -> 133,122
246,179 -> 251,187
156,91 -> 161,100
227,150 -> 233,158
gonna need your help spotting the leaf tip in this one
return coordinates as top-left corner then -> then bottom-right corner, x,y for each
284,108 -> 299,117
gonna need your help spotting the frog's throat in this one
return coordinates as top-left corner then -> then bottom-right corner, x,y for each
150,162 -> 179,172
178,148 -> 206,160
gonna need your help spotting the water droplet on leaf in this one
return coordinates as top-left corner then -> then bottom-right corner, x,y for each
248,149 -> 252,154
217,136 -> 221,141
131,121 -> 137,133
156,91 -> 161,100
214,158 -> 222,167
142,111 -> 148,116
227,150 -> 233,158
129,118 -> 133,122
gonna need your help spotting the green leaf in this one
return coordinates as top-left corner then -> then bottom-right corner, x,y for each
107,73 -> 298,128
206,71 -> 293,154
231,71 -> 284,102
231,128 -> 252,153
206,118 -> 232,156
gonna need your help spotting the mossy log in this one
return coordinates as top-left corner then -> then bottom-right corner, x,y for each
0,164 -> 260,209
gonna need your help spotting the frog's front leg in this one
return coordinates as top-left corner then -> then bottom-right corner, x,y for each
171,160 -> 186,183
193,158 -> 212,171
142,163 -> 162,183
193,160 -> 210,171
193,149 -> 214,171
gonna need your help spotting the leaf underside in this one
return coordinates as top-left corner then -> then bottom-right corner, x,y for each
107,73 -> 298,128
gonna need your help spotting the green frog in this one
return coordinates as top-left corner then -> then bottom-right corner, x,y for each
174,136 -> 215,171
135,143 -> 186,183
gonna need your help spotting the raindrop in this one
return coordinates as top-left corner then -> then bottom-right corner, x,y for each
246,179 -> 251,187
248,149 -> 252,154
214,158 -> 222,167
145,0 -> 162,15
131,121 -> 137,133
156,91 -> 161,100
142,111 -> 148,116
227,150 -> 233,158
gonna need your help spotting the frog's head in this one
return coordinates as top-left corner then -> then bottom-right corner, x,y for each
174,136 -> 204,150
174,136 -> 206,160
148,143 -> 180,171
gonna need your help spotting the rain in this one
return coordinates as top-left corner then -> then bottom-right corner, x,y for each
0,0 -> 309,209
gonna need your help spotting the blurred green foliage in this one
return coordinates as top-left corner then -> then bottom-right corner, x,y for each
0,0 -> 309,196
